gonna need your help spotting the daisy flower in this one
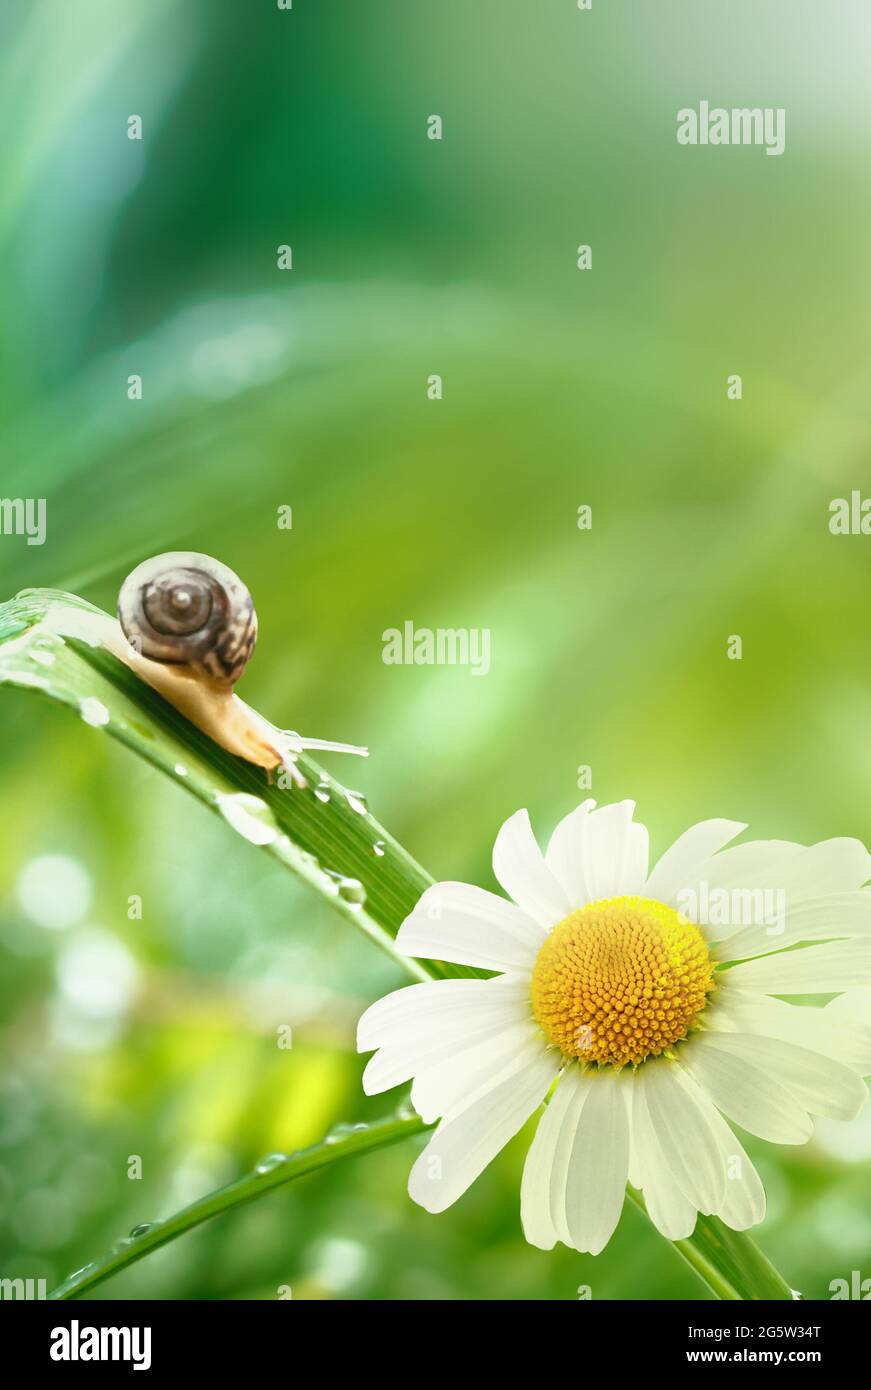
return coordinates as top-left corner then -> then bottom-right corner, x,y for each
357,800 -> 871,1254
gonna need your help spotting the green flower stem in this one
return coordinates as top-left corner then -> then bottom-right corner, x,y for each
626,1188 -> 794,1301
1,590 -> 797,1302
48,1110 -> 430,1300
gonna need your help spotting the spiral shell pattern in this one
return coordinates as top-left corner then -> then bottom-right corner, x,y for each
118,552 -> 257,686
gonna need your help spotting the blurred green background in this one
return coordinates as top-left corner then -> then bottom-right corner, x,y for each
1,0 -> 871,1300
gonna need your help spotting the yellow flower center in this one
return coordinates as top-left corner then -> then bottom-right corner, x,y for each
530,895 -> 715,1067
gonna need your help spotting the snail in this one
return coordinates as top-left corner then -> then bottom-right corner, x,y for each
107,552 -> 366,786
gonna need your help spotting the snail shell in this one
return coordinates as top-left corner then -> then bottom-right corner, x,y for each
118,552 -> 257,689
108,551 -> 366,779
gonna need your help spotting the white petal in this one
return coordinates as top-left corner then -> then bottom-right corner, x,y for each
680,1034 -> 812,1143
363,1012 -> 534,1097
582,801 -> 647,901
545,800 -> 649,905
640,1061 -> 727,1213
410,1021 -> 543,1122
562,1071 -> 629,1255
724,937 -> 871,993
407,1047 -> 559,1213
780,839 -> 871,896
694,1031 -> 867,1123
629,1072 -> 698,1240
644,818 -> 747,905
678,842 -> 803,935
704,1107 -> 766,1231
825,990 -> 871,1075
621,822 -> 651,896
683,840 -> 871,943
545,799 -> 596,905
548,1069 -> 592,1247
826,987 -> 871,1023
706,985 -> 871,1075
492,810 -> 571,927
396,881 -> 547,971
627,1076 -> 644,1189
520,1069 -> 576,1250
357,975 -> 528,1051
717,891 -> 871,961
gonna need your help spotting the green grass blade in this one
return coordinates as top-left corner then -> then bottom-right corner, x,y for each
0,588 -> 473,982
48,1109 -> 429,1300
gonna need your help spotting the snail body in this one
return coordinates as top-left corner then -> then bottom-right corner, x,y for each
108,552 -> 366,779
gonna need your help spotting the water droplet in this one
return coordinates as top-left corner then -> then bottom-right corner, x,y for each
372,840 -> 386,858
79,697 -> 110,727
324,871 -> 367,908
340,879 -> 366,907
129,1222 -> 158,1239
173,763 -> 188,778
29,649 -> 55,668
255,1152 -> 288,1174
326,1122 -> 368,1144
345,790 -> 368,816
313,781 -> 331,804
216,793 -> 280,846
66,1262 -> 97,1281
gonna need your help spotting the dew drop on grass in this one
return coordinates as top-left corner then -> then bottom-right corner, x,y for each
372,840 -> 386,858
324,871 -> 367,908
345,790 -> 368,815
215,792 -> 280,846
174,763 -> 189,778
29,649 -> 55,668
255,1153 -> 288,1174
313,781 -> 331,804
325,1122 -> 369,1145
340,879 -> 366,907
79,697 -> 110,727
129,1222 -> 159,1239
